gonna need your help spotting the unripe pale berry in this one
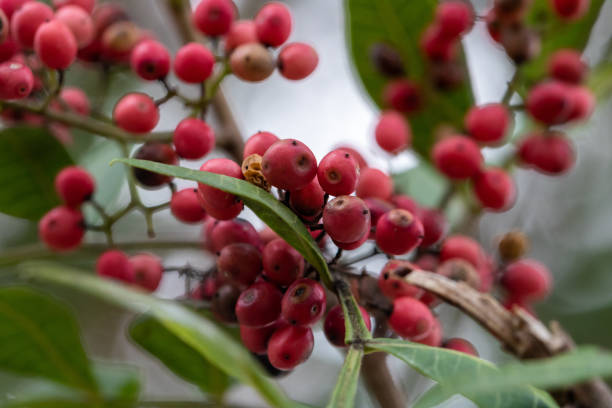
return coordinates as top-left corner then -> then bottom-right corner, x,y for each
378,260 -> 422,299
38,206 -> 84,251
131,143 -> 178,188
420,25 -> 457,61
198,158 -> 244,220
473,167 -> 516,211
224,20 -> 257,54
517,132 -> 575,175
130,40 -> 170,80
113,93 -> 159,133
356,167 -> 393,200
440,235 -> 483,268
96,250 -> 133,283
267,325 -> 313,370
549,49 -> 586,84
217,243 -> 262,287
206,218 -> 262,253
255,2 -> 292,47
262,139 -> 317,191
419,208 -> 447,247
443,338 -> 479,356
465,103 -> 510,145
566,85 -> 595,121
323,195 -> 370,244
317,149 -> 359,196
34,20 -> 78,69
100,21 -> 142,62
281,278 -> 326,326
173,118 -> 215,160
289,177 -> 325,219
551,0 -> 590,20
11,2 -> 53,49
262,238 -> 304,286
243,131 -> 279,158
53,0 -> 95,13
170,188 -> 207,223
323,304 -> 371,347
375,111 -> 411,154
278,42 -> 318,80
502,259 -> 552,300
240,323 -> 278,355
0,61 -> 33,99
211,283 -> 240,323
174,42 -> 214,83
54,5 -> 94,49
383,79 -> 421,114
236,281 -> 283,327
376,209 -> 424,255
230,42 -> 275,82
193,0 -> 235,37
432,135 -> 483,180
435,1 -> 474,38
54,166 -> 95,207
129,253 -> 163,292
336,146 -> 367,169
59,87 -> 90,115
389,297 -> 436,340
526,81 -> 573,125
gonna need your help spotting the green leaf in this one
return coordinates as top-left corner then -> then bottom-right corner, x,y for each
0,287 -> 97,394
0,126 -> 73,220
345,0 -> 473,157
92,363 -> 140,404
392,162 -> 448,207
365,338 -> 558,408
130,316 -> 230,398
19,262 -> 298,408
326,346 -> 363,408
414,346 -> 612,408
112,158 -> 332,288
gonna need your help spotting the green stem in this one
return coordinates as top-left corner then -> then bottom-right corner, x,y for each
501,70 -> 521,105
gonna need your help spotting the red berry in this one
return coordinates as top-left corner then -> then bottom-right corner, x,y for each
503,295 -> 535,314
418,317 -> 442,346
173,118 -> 215,160
317,149 -> 359,196
281,278 -> 326,326
267,325 -> 313,370
383,79 -> 421,114
502,259 -> 552,301
435,1 -> 474,38
323,196 -> 371,244
236,281 -> 283,327
193,0 -> 235,37
549,49 -> 586,84
174,42 -> 214,83
262,238 -> 304,286
229,43 -> 276,82
240,323 -> 278,355
550,0 -> 590,20
323,304 -> 371,347
356,167 -> 393,200
440,235 -> 483,268
336,146 -> 367,169
278,42 -> 318,80
289,177 -> 325,219
53,0 -> 94,13
566,85 -> 595,121
34,20 -> 77,69
378,259 -> 422,299
465,103 -> 510,145
170,188 -> 207,223
333,229 -> 369,250
443,338 -> 478,356
198,158 -> 244,220
262,139 -> 317,191
254,2 -> 292,47
389,297 -> 436,341
419,208 -> 447,247
96,250 -> 133,283
432,135 -> 483,180
217,243 -> 262,287
0,38 -> 20,63
55,166 -> 95,207
421,25 -> 457,61
130,40 -> 170,80
130,253 -> 163,292
58,87 -> 90,115
132,143 -> 178,188
517,132 -> 575,175
376,209 -> 424,255
0,0 -> 30,19
224,20 -> 257,54
473,167 -> 516,211
38,206 -> 84,251
485,9 -> 502,42
0,61 -> 33,99
206,218 -> 262,253
211,283 -> 240,323
113,93 -> 159,133
259,226 -> 280,245
364,197 -> 393,238
11,2 -> 53,49
243,131 -> 279,158
526,81 -> 573,125
54,5 -> 94,49
391,194 -> 420,215
375,111 -> 411,154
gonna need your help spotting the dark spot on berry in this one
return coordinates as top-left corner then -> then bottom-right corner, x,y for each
274,264 -> 280,270
294,286 -> 306,297
362,209 -> 369,215
383,272 -> 389,279
283,353 -> 291,360
311,305 -> 319,315
291,140 -> 298,146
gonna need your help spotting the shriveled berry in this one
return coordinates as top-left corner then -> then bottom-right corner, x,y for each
170,188 -> 207,223
198,158 -> 244,220
230,42 -> 275,82
502,259 -> 552,301
549,49 -> 586,84
267,325 -> 313,370
389,297 -> 436,341
211,284 -> 240,323
473,168 -> 516,211
262,238 -> 304,286
465,103 -> 510,145
356,167 -> 393,200
278,42 -> 318,80
113,93 -> 159,133
55,166 -> 95,207
317,149 -> 359,196
240,323 -> 278,355
236,281 -> 283,327
500,24 -> 541,64
262,139 -> 317,190
376,209 -> 424,255
323,196 -> 370,244
430,59 -> 465,90
421,25 -> 457,61
38,206 -> 84,251
383,79 -> 421,114
206,218 -> 262,253
193,0 -> 235,36
217,243 -> 262,287
96,250 -> 133,282
440,235 -> 484,268
243,131 -> 279,158
494,0 -> 531,22
375,111 -> 411,154
224,20 -> 257,54
324,304 -> 371,347
11,2 -> 53,49
432,135 -> 483,180
517,132 -> 575,175
378,260 -> 422,299
281,278 -> 326,326
173,118 -> 215,160
498,230 -> 529,261
129,253 -> 163,292
58,87 -> 90,115
34,20 -> 77,69
419,208 -> 447,247
132,143 -> 178,188
130,40 -> 170,80
289,177 -> 325,219
437,259 -> 481,290
527,81 -> 573,125
255,2 -> 292,47
443,338 -> 478,356
370,42 -> 405,77
0,61 -> 33,99
566,85 -> 595,121
54,5 -> 94,49
174,42 -> 214,83
435,1 -> 474,38
551,0 -> 590,20
100,21 -> 142,62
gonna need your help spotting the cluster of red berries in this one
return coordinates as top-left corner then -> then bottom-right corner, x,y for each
96,249 -> 164,292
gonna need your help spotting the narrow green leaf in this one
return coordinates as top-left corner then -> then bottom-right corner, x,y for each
130,316 -> 230,398
414,346 -> 612,408
334,279 -> 371,344
111,158 -> 332,288
366,338 -> 558,408
326,346 -> 363,408
19,262 -> 298,408
0,126 -> 73,220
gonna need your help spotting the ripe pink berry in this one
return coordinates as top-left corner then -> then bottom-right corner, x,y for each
54,6 -> 94,49
217,243 -> 262,287
356,167 -> 393,200
240,323 -> 278,355
323,304 -> 371,347
259,226 -> 280,245
0,61 -> 33,99
170,188 -> 207,223
517,132 -> 575,175
289,177 -> 325,219
130,40 -> 170,80
550,0 -> 590,20
336,146 -> 367,169
53,0 -> 95,13
192,0 -> 235,37
206,218 -> 262,253
465,103 -> 510,145
236,281 -> 283,327
11,2 -> 53,49
0,0 -> 30,19
421,25 -> 457,61
443,338 -> 478,356
132,143 -> 178,188
383,79 -> 421,114
59,87 -> 90,115
224,20 -> 257,54
174,42 -> 214,83
129,253 -> 163,292
435,1 -> 474,38
333,229 -> 369,250
229,42 -> 275,82
378,259 -> 422,299
317,149 -> 359,196
549,49 -> 587,84
376,209 -> 424,255
281,278 -> 326,326
54,166 -> 95,207
391,194 -> 421,215
262,139 -> 317,191
432,135 -> 483,180
96,250 -> 133,283
473,168 -> 516,211
173,118 -> 215,160
503,295 -> 534,314
502,259 -> 552,301
34,20 -> 77,69
198,158 -> 244,220
566,85 -> 595,121
364,197 -> 393,238
323,196 -> 371,244
278,42 -> 318,80
418,317 -> 442,346
0,37 -> 18,63
243,131 -> 279,158
113,93 -> 159,133
526,81 -> 573,125
38,206 -> 84,251
389,297 -> 436,341
262,238 -> 304,286
267,325 -> 313,370
254,2 -> 292,47
419,208 -> 447,247
375,111 -> 411,154
440,235 -> 483,268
